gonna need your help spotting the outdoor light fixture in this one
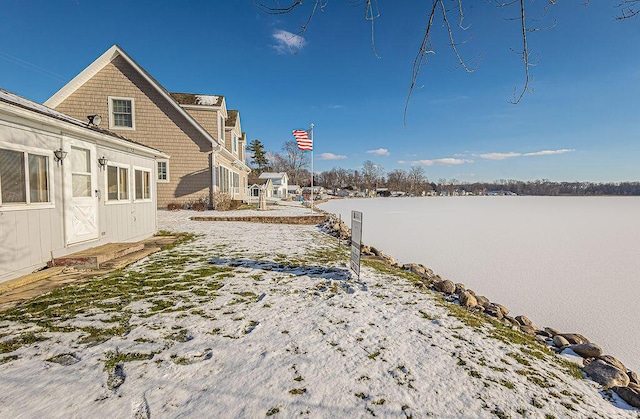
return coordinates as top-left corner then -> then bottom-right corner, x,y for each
98,156 -> 108,169
87,115 -> 102,126
53,148 -> 67,165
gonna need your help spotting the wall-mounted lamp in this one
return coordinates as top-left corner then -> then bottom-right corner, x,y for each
53,148 -> 67,165
98,156 -> 108,170
87,115 -> 102,127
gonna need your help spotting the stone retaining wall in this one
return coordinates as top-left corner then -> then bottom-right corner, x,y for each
190,215 -> 328,225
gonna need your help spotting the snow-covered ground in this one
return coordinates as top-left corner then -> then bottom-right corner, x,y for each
0,207 -> 637,418
320,196 -> 640,374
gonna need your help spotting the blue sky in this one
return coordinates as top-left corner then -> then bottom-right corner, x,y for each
1,1 -> 639,182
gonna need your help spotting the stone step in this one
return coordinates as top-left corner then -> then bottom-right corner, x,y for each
50,242 -> 145,269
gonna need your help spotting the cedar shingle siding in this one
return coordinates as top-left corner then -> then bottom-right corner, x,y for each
54,57 -> 213,208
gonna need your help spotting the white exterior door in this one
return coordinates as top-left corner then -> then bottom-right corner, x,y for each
65,142 -> 98,245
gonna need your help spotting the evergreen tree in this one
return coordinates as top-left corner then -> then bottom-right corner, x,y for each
247,139 -> 269,173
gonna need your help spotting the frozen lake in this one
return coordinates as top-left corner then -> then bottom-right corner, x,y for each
320,196 -> 640,373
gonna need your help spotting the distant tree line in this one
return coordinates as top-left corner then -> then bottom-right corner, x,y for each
455,180 -> 640,196
247,139 -> 640,195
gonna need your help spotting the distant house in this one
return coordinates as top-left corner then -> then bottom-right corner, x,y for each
44,44 -> 250,208
287,185 -> 302,196
258,172 -> 288,199
0,88 -> 167,282
248,178 -> 273,200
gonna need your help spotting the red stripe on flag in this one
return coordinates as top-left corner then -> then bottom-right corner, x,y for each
292,129 -> 312,151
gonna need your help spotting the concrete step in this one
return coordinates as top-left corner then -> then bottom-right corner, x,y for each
50,242 -> 145,269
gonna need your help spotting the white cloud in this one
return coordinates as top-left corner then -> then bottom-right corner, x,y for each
399,158 -> 473,166
479,149 -> 575,160
319,152 -> 347,160
433,158 -> 472,165
523,149 -> 575,157
272,30 -> 305,54
479,152 -> 521,160
366,148 -> 390,156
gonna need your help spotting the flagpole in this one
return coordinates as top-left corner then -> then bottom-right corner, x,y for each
310,123 -> 314,214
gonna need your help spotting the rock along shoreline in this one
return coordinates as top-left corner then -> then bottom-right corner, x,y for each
319,212 -> 640,409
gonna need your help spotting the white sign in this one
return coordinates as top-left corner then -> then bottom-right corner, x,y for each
350,210 -> 363,278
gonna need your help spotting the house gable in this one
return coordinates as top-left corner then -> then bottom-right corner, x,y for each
44,44 -> 251,206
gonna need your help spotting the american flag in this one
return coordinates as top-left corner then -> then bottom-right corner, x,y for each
292,129 -> 312,151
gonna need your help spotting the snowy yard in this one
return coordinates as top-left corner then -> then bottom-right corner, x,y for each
0,208 -> 638,418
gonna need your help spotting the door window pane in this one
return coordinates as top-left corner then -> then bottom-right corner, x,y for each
72,174 -> 91,197
70,147 -> 90,172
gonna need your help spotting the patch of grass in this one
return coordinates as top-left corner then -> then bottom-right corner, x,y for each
0,355 -> 19,364
354,392 -> 368,400
555,358 -> 584,380
293,375 -> 303,382
266,407 -> 280,416
165,328 -> 191,343
308,246 -> 349,264
492,408 -> 509,419
103,350 -> 156,371
531,398 -> 544,409
501,380 -> 515,390
372,399 -> 385,405
468,369 -> 482,379
527,374 -> 553,388
78,325 -> 127,345
0,332 -> 47,353
368,351 -> 381,360
489,323 -> 540,347
437,299 -> 487,330
289,388 -> 306,395
419,310 -> 437,320
506,352 -> 531,366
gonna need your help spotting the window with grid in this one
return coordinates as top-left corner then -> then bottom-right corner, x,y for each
0,148 -> 50,206
157,160 -> 169,182
109,97 -> 134,128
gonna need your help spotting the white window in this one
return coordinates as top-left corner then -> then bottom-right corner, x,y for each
0,147 -> 51,207
106,164 -> 129,202
217,165 -> 230,193
157,160 -> 169,183
134,168 -> 151,201
219,115 -> 224,144
108,96 -> 135,130
232,134 -> 238,153
232,172 -> 239,189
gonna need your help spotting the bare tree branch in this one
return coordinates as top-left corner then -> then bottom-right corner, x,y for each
616,0 -> 640,19
364,0 -> 381,58
509,0 -> 533,104
253,0 -> 634,122
404,1 -> 439,127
